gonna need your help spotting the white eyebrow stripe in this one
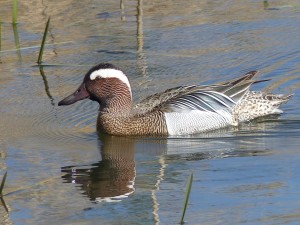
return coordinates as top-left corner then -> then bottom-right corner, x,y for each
90,68 -> 132,97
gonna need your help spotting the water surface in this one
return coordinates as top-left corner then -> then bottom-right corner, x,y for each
1,0 -> 300,224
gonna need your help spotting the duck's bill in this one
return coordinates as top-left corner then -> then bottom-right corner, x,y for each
58,83 -> 90,106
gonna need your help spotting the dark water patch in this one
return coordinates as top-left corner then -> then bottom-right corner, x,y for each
96,11 -> 124,19
97,49 -> 129,54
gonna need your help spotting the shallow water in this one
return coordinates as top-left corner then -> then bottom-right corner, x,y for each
1,0 -> 300,224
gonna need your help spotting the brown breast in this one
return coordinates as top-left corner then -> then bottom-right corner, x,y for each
96,110 -> 168,136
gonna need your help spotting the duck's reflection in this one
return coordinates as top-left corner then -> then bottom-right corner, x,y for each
61,121 -> 278,202
61,134 -> 136,202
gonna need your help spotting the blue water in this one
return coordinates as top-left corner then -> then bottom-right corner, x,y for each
0,0 -> 300,224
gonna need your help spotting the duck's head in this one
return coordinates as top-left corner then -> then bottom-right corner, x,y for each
58,63 -> 132,107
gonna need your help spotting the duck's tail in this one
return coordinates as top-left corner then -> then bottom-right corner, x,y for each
233,91 -> 293,122
265,93 -> 293,105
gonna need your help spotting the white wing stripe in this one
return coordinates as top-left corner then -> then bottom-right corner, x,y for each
200,91 -> 234,109
176,97 -> 212,111
184,95 -> 216,111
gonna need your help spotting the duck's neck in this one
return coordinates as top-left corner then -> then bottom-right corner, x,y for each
100,91 -> 132,114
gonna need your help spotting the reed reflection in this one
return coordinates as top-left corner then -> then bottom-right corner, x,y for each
12,23 -> 21,60
120,0 -> 125,21
0,20 -> 2,63
39,66 -> 54,105
136,0 -> 148,77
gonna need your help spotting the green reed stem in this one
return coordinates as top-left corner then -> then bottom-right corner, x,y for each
0,172 -> 8,213
12,23 -> 21,59
0,196 -> 8,213
180,173 -> 193,224
37,17 -> 50,64
0,18 -> 2,53
12,0 -> 18,24
0,172 -> 7,197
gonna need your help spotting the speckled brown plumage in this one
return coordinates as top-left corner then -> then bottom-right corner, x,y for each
233,91 -> 292,122
97,110 -> 168,136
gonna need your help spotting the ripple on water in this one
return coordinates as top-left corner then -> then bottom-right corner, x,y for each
31,106 -> 98,144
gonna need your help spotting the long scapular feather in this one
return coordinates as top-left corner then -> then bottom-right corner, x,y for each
166,90 -> 236,114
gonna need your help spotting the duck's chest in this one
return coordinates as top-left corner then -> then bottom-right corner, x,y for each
96,113 -> 129,135
96,111 -> 168,136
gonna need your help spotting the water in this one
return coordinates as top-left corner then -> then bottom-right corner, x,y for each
1,0 -> 300,224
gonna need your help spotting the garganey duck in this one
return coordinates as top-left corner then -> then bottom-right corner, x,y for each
58,63 -> 291,136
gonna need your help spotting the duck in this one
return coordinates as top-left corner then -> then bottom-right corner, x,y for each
58,63 -> 292,136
